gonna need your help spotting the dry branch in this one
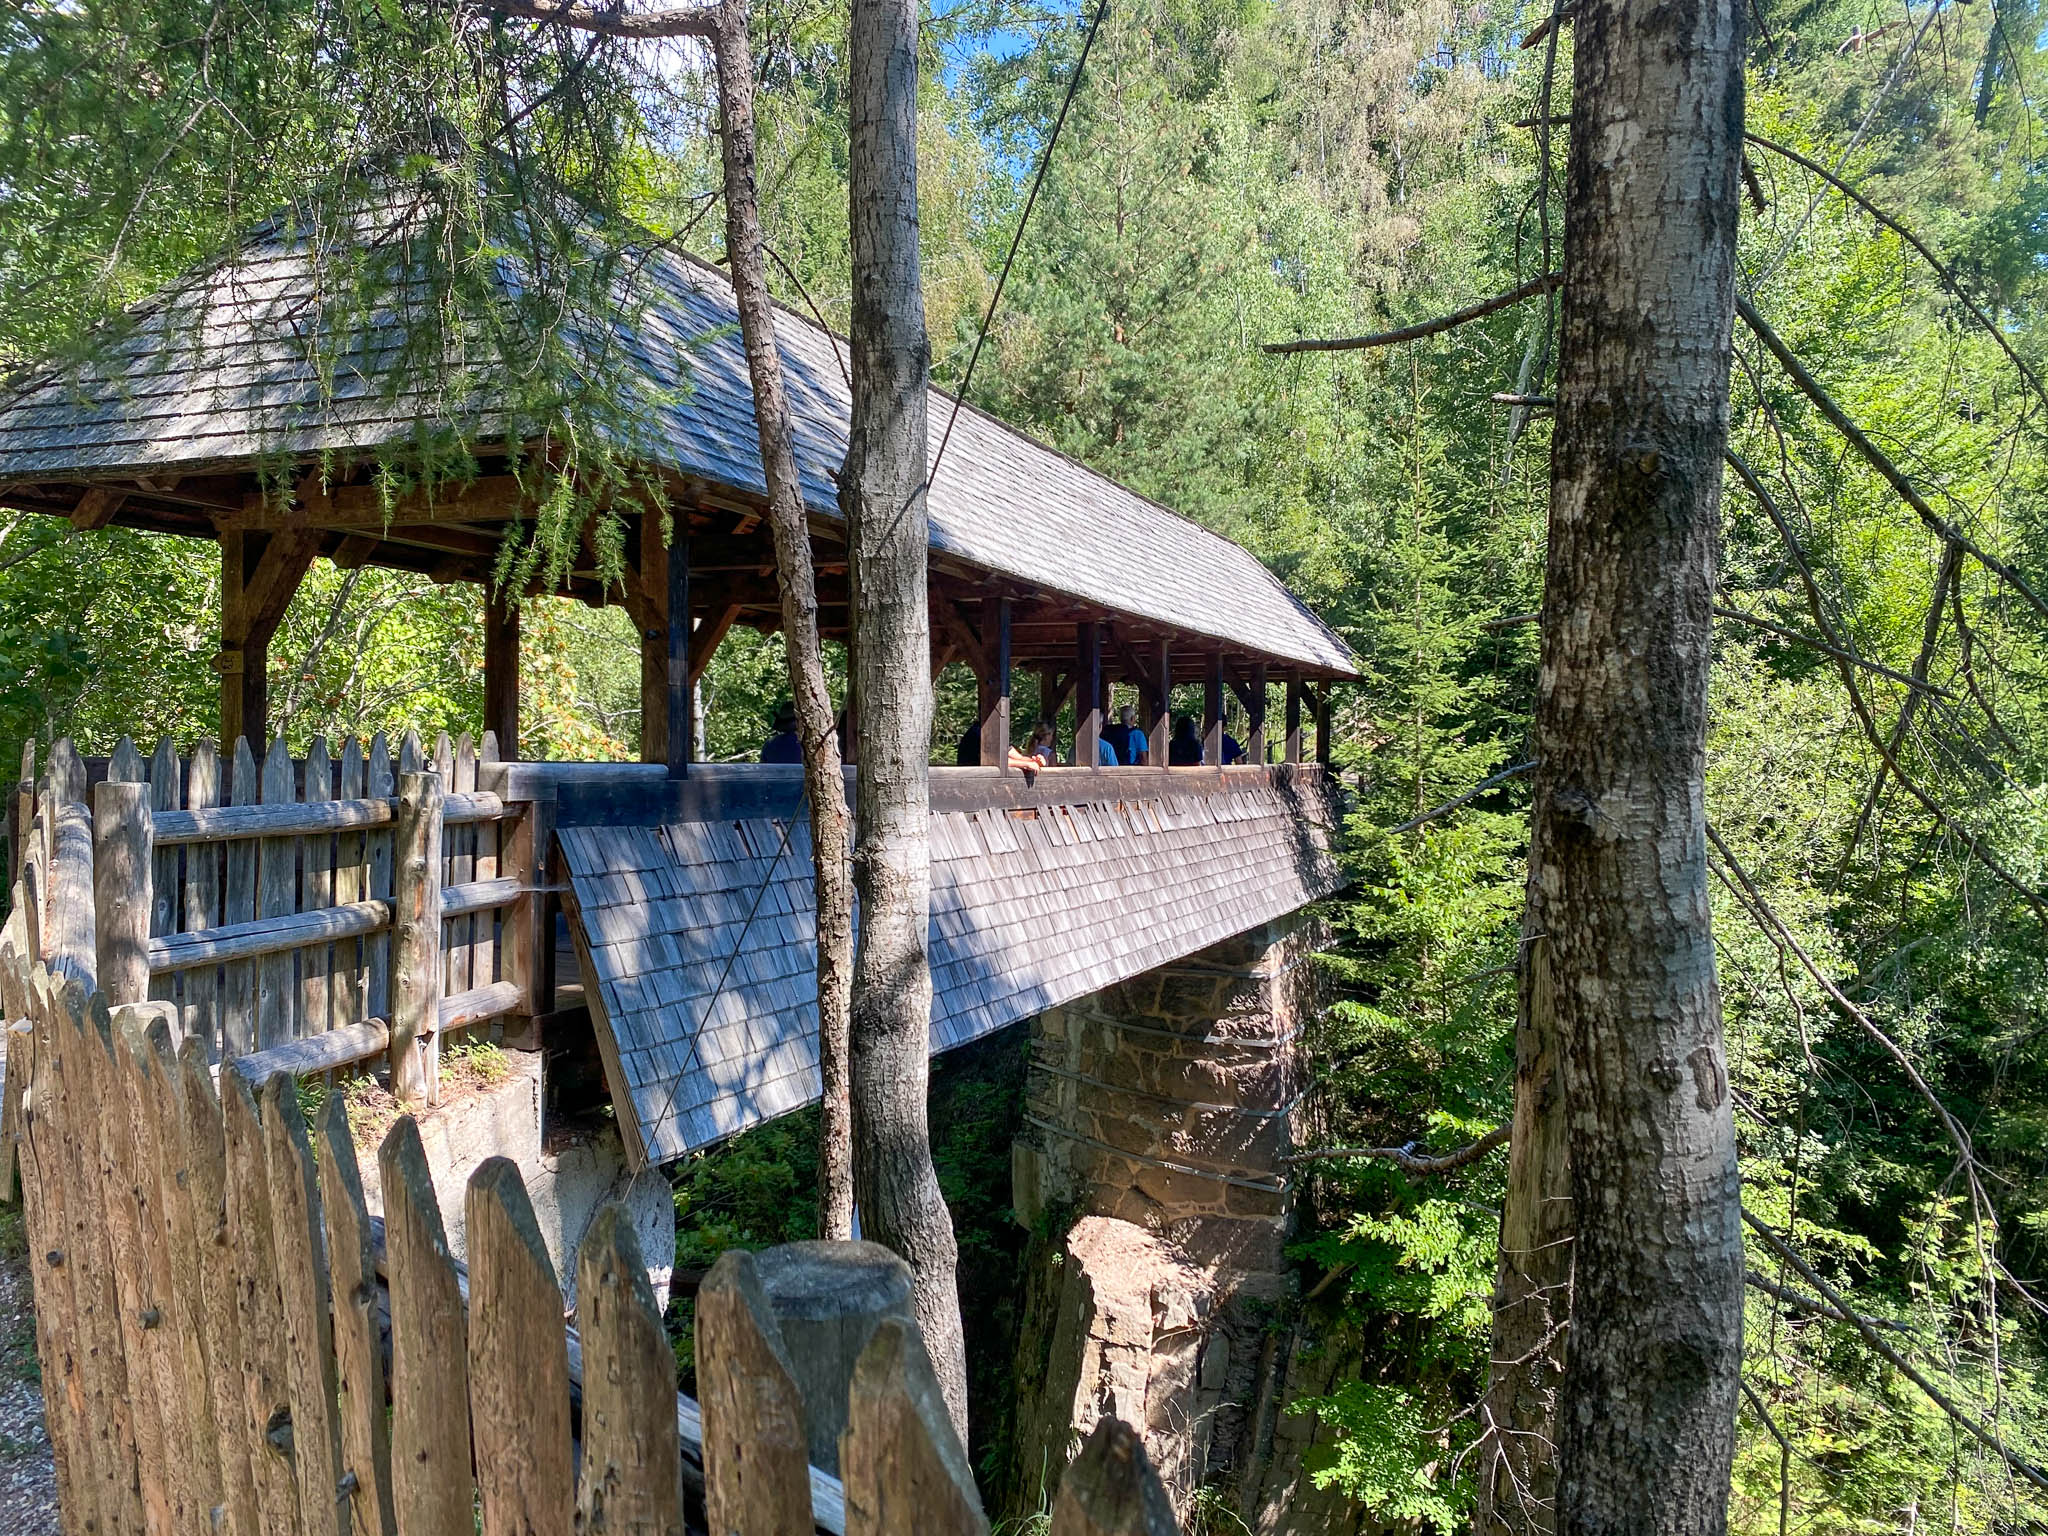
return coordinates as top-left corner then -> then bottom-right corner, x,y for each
1387,762 -> 1535,834
1263,273 -> 1561,355
1290,1125 -> 1510,1174
494,0 -> 716,37
1712,602 -> 1952,697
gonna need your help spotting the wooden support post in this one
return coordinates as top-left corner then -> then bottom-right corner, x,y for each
1203,651 -> 1224,767
577,1205 -> 684,1532
1151,641 -> 1171,770
698,1249 -> 814,1534
841,1319 -> 987,1536
314,1094 -> 397,1536
638,515 -> 670,766
1076,622 -> 1103,769
391,771 -> 444,1105
1315,683 -> 1333,766
979,595 -> 1012,771
1246,663 -> 1268,765
91,781 -> 152,1006
1049,1418 -> 1176,1536
218,525 -> 315,751
669,519 -> 692,778
1285,675 -> 1304,764
484,587 -> 520,759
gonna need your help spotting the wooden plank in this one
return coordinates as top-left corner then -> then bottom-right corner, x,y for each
498,784 -> 537,1032
334,738 -> 367,1038
122,1006 -> 222,1533
576,1204 -> 685,1535
155,797 -> 396,844
1075,623 -> 1103,769
484,588 -> 521,754
222,1066 -> 309,1535
365,736 -> 395,1025
840,1319 -> 988,1536
438,980 -> 523,1034
314,1095 -> 397,1536
148,900 -> 391,972
697,1249 -> 812,1536
472,736 -> 499,995
1047,1418 -> 1176,1536
233,1020 -> 391,1083
440,877 -> 522,919
1245,662 -> 1268,766
1153,642 -> 1172,773
256,737 -> 300,1048
979,594 -> 1013,771
107,735 -> 144,785
177,1035 -> 261,1536
390,772 -> 444,1103
260,1074 -> 347,1536
466,1158 -> 573,1536
223,738 -> 260,1058
75,990 -> 178,1536
146,738 -> 181,1008
398,731 -> 423,777
184,740 -> 223,1049
380,1117 -> 474,1536
301,736 -> 335,1036
91,782 -> 154,1006
446,736 -> 475,1009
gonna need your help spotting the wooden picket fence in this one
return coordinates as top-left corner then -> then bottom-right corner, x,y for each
0,745 -> 1173,1536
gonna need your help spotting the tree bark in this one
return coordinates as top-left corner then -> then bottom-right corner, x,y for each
706,0 -> 856,1242
1471,933 -> 1572,1536
843,0 -> 970,1441
1535,0 -> 1747,1525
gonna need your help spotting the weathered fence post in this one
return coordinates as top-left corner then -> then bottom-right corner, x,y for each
1048,1419 -> 1176,1536
466,1157 -> 574,1536
261,1073 -> 347,1536
839,1319 -> 988,1536
752,1241 -> 914,1477
314,1094 -> 396,1536
390,772 -> 443,1103
576,1204 -> 685,1536
697,1249 -> 813,1535
380,1116 -> 473,1536
91,782 -> 153,1007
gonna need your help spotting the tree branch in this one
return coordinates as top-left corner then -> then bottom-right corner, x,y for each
1263,273 -> 1561,355
1385,761 -> 1535,835
1712,601 -> 1952,697
1289,1125 -> 1510,1174
1736,297 -> 2048,626
1743,1211 -> 2048,1494
494,0 -> 717,38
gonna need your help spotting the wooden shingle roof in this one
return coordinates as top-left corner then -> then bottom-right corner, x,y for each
557,771 -> 1344,1168
0,208 -> 1357,676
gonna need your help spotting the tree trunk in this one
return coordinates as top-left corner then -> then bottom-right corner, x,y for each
706,0 -> 856,1243
1536,0 -> 1747,1526
842,0 -> 971,1442
1471,933 -> 1572,1536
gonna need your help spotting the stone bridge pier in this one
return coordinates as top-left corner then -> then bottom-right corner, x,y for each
1008,915 -> 1364,1533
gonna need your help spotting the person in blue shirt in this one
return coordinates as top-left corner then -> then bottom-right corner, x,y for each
1091,734 -> 1120,766
1100,704 -> 1146,766
760,701 -> 802,763
1221,731 -> 1245,765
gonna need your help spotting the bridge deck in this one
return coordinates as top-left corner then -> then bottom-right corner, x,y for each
545,766 -> 1344,1168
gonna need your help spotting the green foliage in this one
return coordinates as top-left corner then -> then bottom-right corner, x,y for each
1295,1380 -> 1472,1526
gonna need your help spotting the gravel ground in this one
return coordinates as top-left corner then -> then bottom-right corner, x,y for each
0,1201 -> 58,1536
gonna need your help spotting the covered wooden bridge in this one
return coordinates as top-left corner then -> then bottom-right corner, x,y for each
0,205 -> 1358,1170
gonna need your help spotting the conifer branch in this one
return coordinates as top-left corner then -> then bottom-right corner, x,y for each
494,0 -> 718,38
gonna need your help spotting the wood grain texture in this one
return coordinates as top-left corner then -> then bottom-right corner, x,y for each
576,1204 -> 684,1536
146,738 -> 181,1008
390,772 -> 443,1103
261,1073 -> 346,1536
256,737 -> 299,1048
184,739 -> 223,1050
301,736 -> 335,1036
379,1116 -> 474,1536
1047,1419 -> 1175,1536
696,1248 -> 813,1536
223,737 -> 260,1058
465,1157 -> 573,1536
838,1320 -> 986,1536
315,1093 -> 396,1536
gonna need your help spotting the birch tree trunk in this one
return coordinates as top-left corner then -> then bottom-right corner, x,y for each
707,0 -> 856,1241
1535,0 -> 1747,1524
842,0 -> 971,1440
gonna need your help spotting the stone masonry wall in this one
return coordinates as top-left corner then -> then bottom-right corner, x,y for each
1009,916 -> 1361,1532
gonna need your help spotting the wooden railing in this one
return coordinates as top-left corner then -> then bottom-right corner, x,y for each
0,808 -> 1171,1536
9,732 -> 535,1101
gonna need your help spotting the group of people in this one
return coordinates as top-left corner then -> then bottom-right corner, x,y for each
760,698 -> 1250,769
953,704 -> 1246,769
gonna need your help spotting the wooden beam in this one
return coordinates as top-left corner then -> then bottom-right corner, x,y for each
1315,682 -> 1333,767
1151,639 -> 1171,771
668,523 -> 691,777
1076,622 -> 1103,768
484,589 -> 520,757
235,475 -> 528,531
330,535 -> 381,570
219,527 -> 316,749
979,594 -> 1012,771
69,486 -> 126,531
1246,663 -> 1268,765
689,605 -> 743,690
638,516 -> 669,765
1284,675 -> 1304,764
930,599 -> 986,679
1204,651 -> 1225,767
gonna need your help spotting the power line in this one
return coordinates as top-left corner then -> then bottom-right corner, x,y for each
928,0 -> 1110,489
